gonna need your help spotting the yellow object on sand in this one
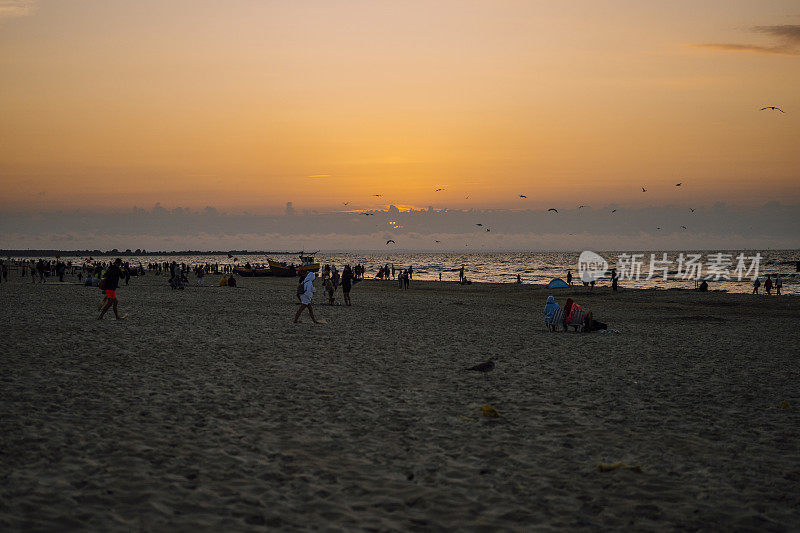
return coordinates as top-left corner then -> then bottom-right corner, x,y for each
780,400 -> 791,409
481,405 -> 500,418
219,276 -> 228,286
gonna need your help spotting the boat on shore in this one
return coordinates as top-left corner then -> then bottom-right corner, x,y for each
233,263 -> 271,277
267,252 -> 320,277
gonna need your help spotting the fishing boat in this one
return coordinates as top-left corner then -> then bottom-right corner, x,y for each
233,263 -> 271,277
267,252 -> 320,277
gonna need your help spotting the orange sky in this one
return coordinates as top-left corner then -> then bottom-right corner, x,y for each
1,0 -> 798,213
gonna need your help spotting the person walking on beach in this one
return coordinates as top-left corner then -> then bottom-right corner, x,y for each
610,268 -> 618,292
398,270 -> 404,289
775,274 -> 782,296
408,265 -> 413,280
391,264 -> 395,279
294,272 -> 322,324
764,275 -> 772,295
342,265 -> 353,306
566,270 -> 572,286
752,277 -> 761,294
403,269 -> 410,289
459,265 -> 465,283
98,258 -> 125,320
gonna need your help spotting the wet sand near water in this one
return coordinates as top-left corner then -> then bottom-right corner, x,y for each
1,273 -> 799,530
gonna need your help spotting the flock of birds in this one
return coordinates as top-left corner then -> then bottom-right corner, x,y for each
341,105 -> 787,246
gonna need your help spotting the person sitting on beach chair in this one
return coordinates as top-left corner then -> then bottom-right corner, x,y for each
563,298 -> 585,331
544,296 -> 560,331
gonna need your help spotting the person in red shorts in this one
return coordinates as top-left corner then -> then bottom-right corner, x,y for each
98,258 -> 126,320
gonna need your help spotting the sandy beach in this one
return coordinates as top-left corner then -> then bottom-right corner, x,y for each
1,272 -> 799,531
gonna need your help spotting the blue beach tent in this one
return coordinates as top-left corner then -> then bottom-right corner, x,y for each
547,278 -> 569,289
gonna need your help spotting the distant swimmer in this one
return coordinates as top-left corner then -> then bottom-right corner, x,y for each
363,213 -> 374,216
761,106 -> 786,113
548,208 -> 558,213
465,357 -> 497,372
386,240 -> 395,245
519,194 -> 527,198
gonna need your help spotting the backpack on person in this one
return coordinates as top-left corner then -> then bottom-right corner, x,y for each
297,278 -> 306,297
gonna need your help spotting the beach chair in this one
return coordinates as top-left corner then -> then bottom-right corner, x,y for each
569,309 -> 586,332
547,308 -> 565,332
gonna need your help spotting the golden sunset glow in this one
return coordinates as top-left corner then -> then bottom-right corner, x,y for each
1,1 -> 798,214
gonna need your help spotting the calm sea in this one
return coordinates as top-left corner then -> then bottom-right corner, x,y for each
18,250 -> 799,295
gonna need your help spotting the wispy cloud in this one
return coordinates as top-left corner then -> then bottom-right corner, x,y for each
0,0 -> 37,21
307,174 -> 332,179
693,24 -> 800,56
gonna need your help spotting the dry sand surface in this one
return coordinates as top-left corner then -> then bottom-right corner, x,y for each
2,272 -> 800,531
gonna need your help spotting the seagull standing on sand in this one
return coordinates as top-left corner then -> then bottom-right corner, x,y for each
761,106 -> 786,113
465,357 -> 497,372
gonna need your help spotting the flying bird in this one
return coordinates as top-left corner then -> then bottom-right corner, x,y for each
611,209 -> 617,213
519,194 -> 527,198
656,227 -> 661,230
435,188 -> 445,192
681,225 -> 687,230
343,201 -> 350,206
486,228 -> 491,232
578,205 -> 587,209
386,240 -> 395,245
465,357 -> 497,372
363,213 -> 374,216
548,208 -> 558,213
476,223 -> 483,227
373,194 -> 382,197
642,187 -> 647,192
435,240 -> 441,243
690,208 -> 695,213
761,106 -> 786,113
675,183 -> 682,187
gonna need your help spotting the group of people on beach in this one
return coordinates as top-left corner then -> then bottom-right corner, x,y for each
752,274 -> 783,295
544,296 -> 608,333
293,264 -> 356,323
